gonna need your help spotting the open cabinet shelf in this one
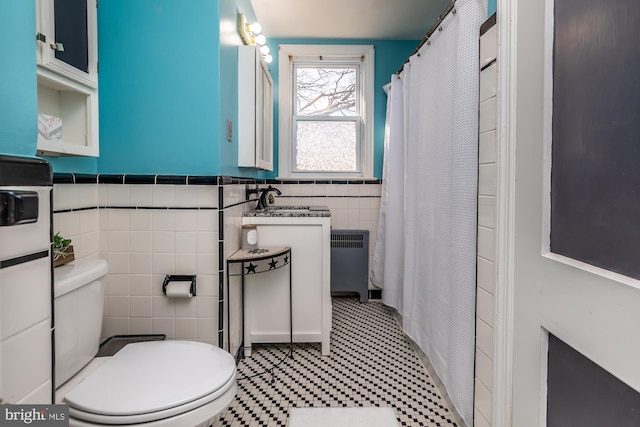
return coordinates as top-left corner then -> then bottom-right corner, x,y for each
36,69 -> 99,157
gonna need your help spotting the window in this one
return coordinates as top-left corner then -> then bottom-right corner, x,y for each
278,45 -> 374,178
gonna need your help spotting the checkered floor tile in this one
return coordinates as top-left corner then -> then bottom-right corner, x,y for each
213,297 -> 458,427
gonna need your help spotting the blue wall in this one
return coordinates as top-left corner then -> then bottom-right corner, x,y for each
0,0 -> 37,157
97,0 -> 221,175
0,1 -> 459,178
216,2 -> 416,179
489,0 -> 497,16
95,0 -> 415,178
268,39 -> 416,179
218,0 -> 273,179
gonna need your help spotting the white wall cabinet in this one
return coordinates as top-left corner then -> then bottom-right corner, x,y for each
35,0 -> 99,157
238,45 -> 273,171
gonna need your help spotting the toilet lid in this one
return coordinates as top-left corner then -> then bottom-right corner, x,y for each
64,341 -> 236,417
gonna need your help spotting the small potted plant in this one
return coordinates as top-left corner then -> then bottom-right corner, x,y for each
53,232 -> 74,267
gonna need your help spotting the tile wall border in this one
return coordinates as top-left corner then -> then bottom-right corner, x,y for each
53,173 -> 381,186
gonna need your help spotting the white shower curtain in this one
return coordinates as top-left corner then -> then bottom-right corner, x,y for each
372,1 -> 486,424
371,75 -> 405,307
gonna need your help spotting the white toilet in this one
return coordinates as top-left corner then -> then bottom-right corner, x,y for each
54,259 -> 237,427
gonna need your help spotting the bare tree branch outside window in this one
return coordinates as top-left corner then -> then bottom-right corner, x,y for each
293,66 -> 360,172
296,68 -> 357,116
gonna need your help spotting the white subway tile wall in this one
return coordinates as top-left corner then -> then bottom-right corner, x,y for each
273,182 -> 381,288
53,180 -> 381,355
475,16 -> 498,427
475,378 -> 493,424
53,184 -> 100,261
54,183 -> 219,346
223,184 -> 248,357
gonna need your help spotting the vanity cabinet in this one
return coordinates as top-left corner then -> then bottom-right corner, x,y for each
238,45 -> 273,171
241,212 -> 331,355
35,0 -> 99,157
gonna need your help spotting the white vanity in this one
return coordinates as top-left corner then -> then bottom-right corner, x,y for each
241,206 -> 331,356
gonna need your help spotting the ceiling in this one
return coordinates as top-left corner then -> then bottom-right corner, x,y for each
249,0 -> 452,40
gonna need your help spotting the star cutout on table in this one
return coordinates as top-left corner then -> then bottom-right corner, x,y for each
283,255 -> 289,265
269,258 -> 278,270
245,263 -> 257,274
248,248 -> 269,254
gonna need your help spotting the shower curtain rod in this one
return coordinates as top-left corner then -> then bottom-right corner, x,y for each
396,1 -> 457,75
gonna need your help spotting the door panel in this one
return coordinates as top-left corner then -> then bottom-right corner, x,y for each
509,0 -> 640,425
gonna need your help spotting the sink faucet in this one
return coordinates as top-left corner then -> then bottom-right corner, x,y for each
257,185 -> 281,210
246,185 -> 282,210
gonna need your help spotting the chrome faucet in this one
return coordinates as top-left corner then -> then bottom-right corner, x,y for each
246,185 -> 282,211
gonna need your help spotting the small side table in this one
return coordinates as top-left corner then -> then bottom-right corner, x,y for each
227,247 -> 293,359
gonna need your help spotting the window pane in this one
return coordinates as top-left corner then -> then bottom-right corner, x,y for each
296,68 -> 357,116
294,121 -> 358,172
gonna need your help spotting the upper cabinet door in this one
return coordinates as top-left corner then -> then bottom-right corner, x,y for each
36,0 -> 98,88
256,58 -> 274,171
54,0 -> 89,73
238,45 -> 274,171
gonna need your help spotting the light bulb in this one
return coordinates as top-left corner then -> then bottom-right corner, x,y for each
249,22 -> 262,35
264,54 -> 273,64
260,45 -> 270,55
255,34 -> 266,46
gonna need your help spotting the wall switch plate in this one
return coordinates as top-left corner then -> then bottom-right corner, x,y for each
227,120 -> 233,142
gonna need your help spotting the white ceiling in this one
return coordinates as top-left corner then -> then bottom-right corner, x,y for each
249,0 -> 452,40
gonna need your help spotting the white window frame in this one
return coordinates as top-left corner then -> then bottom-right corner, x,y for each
278,45 -> 375,179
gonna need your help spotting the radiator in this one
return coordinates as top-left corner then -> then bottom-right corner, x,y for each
330,230 -> 369,302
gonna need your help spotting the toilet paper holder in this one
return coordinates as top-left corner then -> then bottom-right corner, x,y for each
162,275 -> 197,297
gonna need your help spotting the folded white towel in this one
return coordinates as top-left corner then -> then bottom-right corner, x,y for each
288,407 -> 400,427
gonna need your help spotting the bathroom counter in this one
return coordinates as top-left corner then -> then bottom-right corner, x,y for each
243,205 -> 331,218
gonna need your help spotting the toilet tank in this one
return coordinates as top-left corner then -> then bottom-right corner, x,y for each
54,259 -> 108,388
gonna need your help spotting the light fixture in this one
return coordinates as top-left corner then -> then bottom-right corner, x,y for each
237,13 -> 252,45
238,13 -> 270,64
249,22 -> 262,35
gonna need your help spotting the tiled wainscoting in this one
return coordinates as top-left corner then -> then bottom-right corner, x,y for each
52,184 -> 100,262
475,14 -> 498,427
221,183 -> 248,357
52,176 -> 381,351
270,182 -> 381,279
53,180 -> 220,345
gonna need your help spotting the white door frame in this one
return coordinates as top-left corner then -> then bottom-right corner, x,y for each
492,0 -> 516,424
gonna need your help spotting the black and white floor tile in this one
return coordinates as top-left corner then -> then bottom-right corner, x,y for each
214,297 -> 458,427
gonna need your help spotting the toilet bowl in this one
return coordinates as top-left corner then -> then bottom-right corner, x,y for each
54,259 -> 237,427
